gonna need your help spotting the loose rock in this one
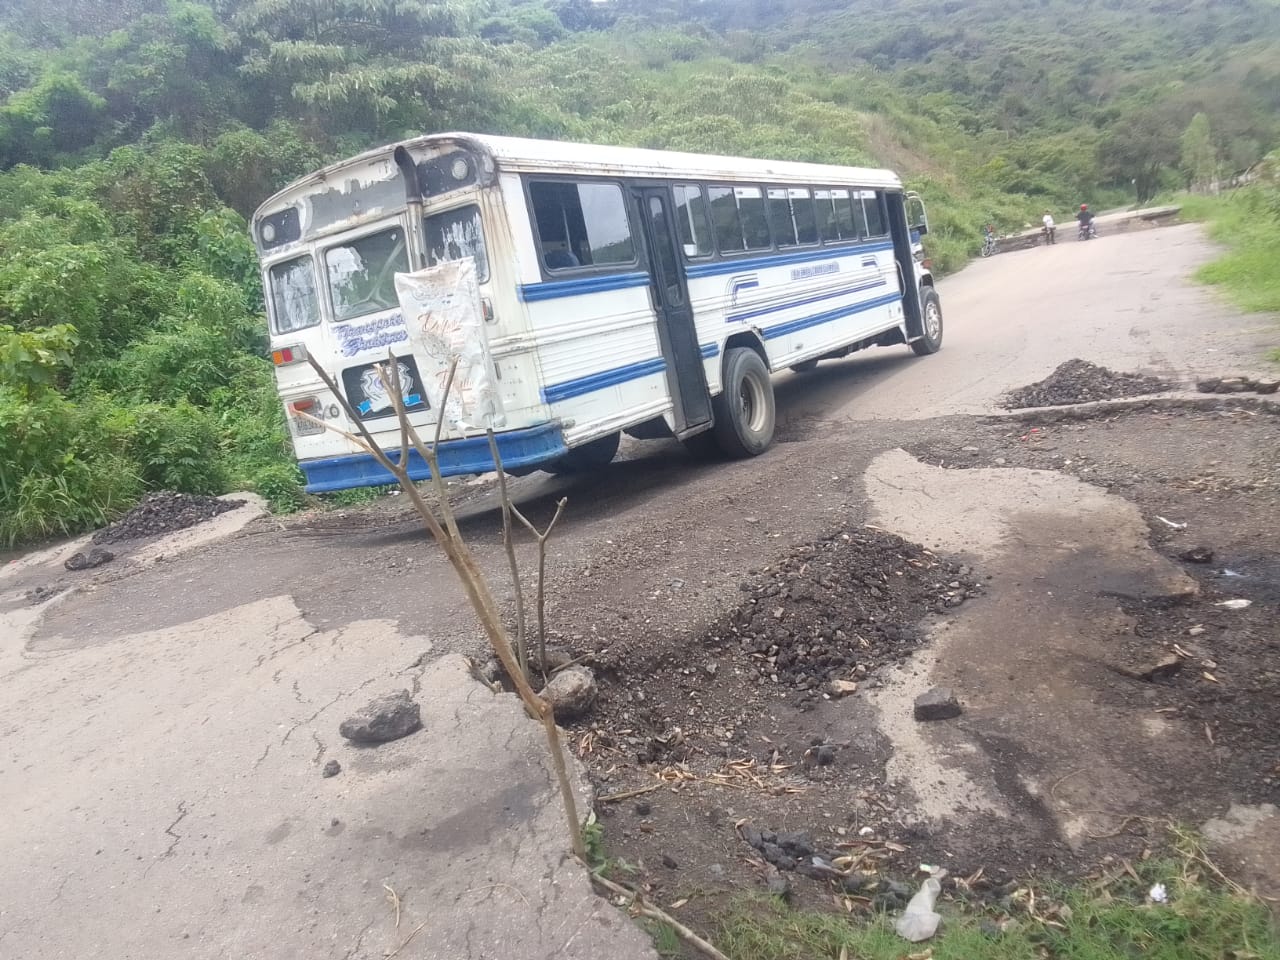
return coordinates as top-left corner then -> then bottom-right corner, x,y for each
1002,359 -> 1168,409
338,690 -> 421,744
1178,546 -> 1214,564
322,760 -> 341,778
542,666 -> 598,720
914,687 -> 962,722
65,546 -> 115,571
828,679 -> 859,697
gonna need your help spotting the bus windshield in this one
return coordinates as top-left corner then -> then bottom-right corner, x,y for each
325,227 -> 409,322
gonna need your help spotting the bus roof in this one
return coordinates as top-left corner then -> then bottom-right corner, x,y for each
253,132 -> 904,221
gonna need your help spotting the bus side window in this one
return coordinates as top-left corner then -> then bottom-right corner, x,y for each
814,189 -> 839,242
768,188 -> 797,247
530,180 -> 636,271
791,188 -> 818,245
674,184 -> 714,258
862,191 -> 889,238
830,188 -> 856,240
851,191 -> 870,239
708,186 -> 744,252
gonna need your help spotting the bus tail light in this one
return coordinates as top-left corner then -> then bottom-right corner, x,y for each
481,297 -> 495,323
272,344 -> 308,366
287,396 -> 325,436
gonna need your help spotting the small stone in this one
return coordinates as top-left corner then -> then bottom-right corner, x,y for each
709,864 -> 725,879
828,679 -> 859,697
322,760 -> 341,778
1255,379 -> 1280,395
1188,625 -> 1206,637
1179,546 -> 1214,564
761,842 -> 785,864
661,855 -> 679,870
962,445 -> 980,454
634,800 -> 652,817
994,457 -> 1007,465
1196,378 -> 1222,393
842,874 -> 869,894
1135,654 -> 1184,682
815,744 -> 836,766
339,690 -> 421,743
1215,378 -> 1249,393
705,662 -> 718,676
542,666 -> 598,720
740,825 -> 764,849
776,831 -> 815,856
914,687 -> 962,722
764,868 -> 791,899
65,546 -> 115,571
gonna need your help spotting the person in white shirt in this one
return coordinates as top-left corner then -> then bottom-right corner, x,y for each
1041,210 -> 1056,245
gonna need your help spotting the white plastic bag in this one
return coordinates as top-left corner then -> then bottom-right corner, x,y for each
394,260 -> 503,431
894,877 -> 942,942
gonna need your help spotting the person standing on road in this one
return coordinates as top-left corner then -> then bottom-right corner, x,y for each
1042,210 -> 1056,244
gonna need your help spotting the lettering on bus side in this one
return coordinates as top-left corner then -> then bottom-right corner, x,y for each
335,313 -> 409,357
790,262 -> 840,281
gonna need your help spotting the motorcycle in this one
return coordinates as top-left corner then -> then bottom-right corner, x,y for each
1077,220 -> 1097,241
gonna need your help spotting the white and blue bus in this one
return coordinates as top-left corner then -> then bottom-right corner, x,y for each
251,133 -> 942,491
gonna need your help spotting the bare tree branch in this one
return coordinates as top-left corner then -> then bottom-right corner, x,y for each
487,429 -> 529,677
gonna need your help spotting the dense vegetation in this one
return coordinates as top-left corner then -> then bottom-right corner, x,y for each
2,0 -> 1278,545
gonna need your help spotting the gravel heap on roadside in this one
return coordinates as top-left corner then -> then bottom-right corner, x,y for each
1002,358 -> 1169,409
703,528 -> 983,699
92,491 -> 244,544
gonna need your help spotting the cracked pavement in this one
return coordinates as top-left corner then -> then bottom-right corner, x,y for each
0,587 -> 655,959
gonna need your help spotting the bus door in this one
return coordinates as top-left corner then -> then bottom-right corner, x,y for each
633,186 -> 713,435
886,192 -> 925,340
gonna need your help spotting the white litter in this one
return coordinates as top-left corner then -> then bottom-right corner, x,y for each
1215,599 -> 1252,610
1155,516 -> 1187,530
1149,882 -> 1168,903
895,877 -> 942,942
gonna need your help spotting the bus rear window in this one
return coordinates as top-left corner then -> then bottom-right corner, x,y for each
269,256 -> 319,334
425,204 -> 489,282
325,228 -> 409,322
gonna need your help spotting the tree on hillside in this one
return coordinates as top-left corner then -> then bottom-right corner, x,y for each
1098,109 -> 1180,203
1180,111 -> 1216,193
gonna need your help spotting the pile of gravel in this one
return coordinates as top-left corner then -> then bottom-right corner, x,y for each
92,491 -> 244,545
1002,359 -> 1169,409
702,528 -> 983,700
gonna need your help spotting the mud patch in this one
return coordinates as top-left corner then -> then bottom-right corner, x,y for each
1002,358 -> 1169,409
93,491 -> 245,544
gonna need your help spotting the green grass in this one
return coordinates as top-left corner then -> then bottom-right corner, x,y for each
1179,185 -> 1280,325
711,859 -> 1280,960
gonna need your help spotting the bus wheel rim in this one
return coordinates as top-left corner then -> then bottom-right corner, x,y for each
925,301 -> 941,340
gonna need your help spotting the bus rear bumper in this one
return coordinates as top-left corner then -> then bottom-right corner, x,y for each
300,422 -> 568,493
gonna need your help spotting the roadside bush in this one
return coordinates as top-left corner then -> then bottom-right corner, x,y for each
106,400 -> 228,495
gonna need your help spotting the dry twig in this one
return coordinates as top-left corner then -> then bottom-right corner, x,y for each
592,874 -> 731,960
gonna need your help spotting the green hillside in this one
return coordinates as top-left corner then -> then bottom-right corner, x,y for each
2,0 -> 1278,544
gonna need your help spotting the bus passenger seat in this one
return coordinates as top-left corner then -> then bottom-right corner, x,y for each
544,248 -> 580,269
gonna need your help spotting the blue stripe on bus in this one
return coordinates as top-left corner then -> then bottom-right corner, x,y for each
762,292 -> 903,341
519,271 -> 650,302
541,356 -> 667,404
728,276 -> 887,324
301,422 -> 568,492
685,241 -> 894,279
700,343 -> 720,359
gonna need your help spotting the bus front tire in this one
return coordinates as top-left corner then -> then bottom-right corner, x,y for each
545,431 -> 620,474
711,347 -> 775,458
911,288 -> 943,357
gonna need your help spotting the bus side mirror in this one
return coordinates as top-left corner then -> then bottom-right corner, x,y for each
915,223 -> 929,236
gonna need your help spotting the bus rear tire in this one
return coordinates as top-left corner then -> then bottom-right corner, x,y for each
789,359 -> 819,373
545,431 -> 620,474
911,288 -> 943,357
711,347 -> 775,458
